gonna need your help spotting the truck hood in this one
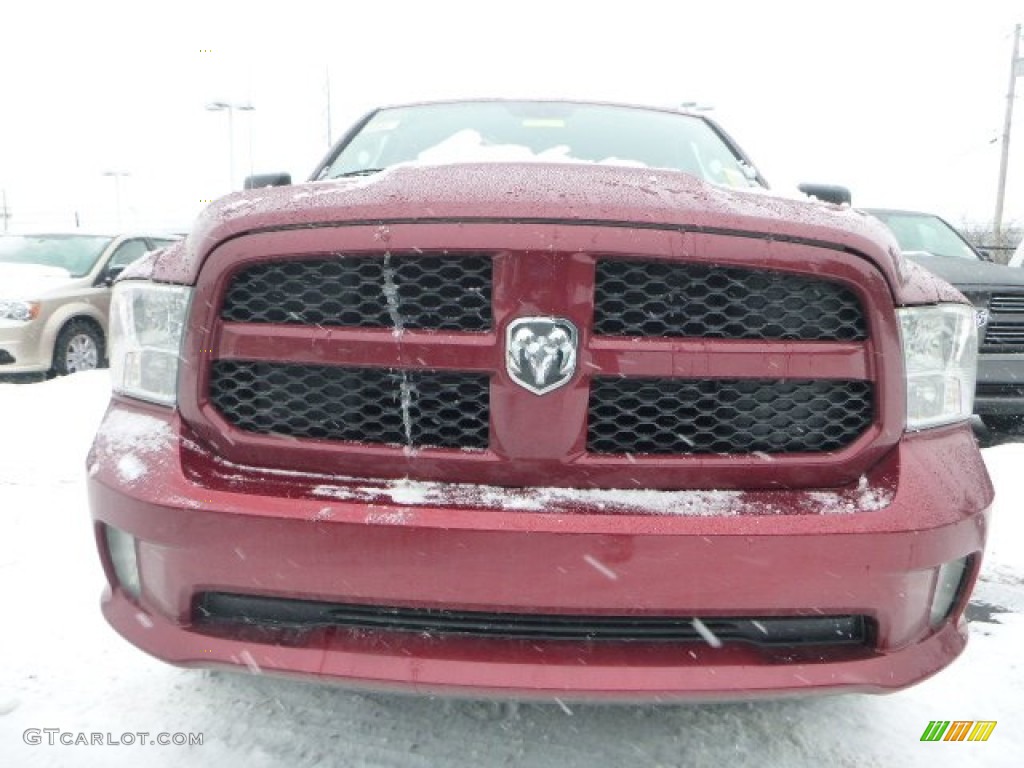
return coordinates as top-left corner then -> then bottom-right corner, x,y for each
149,162 -> 928,299
903,252 -> 1024,290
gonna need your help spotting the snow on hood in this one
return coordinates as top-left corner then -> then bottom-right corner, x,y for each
313,478 -> 747,517
194,162 -> 869,240
307,473 -> 892,517
0,262 -> 76,299
159,162 -> 906,290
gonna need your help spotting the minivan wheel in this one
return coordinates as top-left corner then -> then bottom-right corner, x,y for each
53,320 -> 104,375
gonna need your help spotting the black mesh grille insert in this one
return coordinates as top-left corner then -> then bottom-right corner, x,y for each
594,260 -> 866,340
588,378 -> 873,454
195,592 -> 869,646
221,253 -> 492,331
210,361 -> 490,450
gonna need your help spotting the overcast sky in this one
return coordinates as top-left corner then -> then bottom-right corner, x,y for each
1,0 -> 1021,235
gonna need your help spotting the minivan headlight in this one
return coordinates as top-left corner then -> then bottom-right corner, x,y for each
0,299 -> 40,322
109,282 -> 191,405
898,304 -> 977,430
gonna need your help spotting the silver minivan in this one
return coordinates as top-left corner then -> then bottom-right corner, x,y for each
0,233 -> 179,377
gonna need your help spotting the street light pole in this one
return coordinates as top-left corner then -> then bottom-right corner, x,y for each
994,24 -> 1022,240
206,100 -> 255,191
1,189 -> 10,232
101,171 -> 130,227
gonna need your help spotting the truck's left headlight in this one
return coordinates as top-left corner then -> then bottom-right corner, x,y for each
898,304 -> 977,430
109,282 -> 192,405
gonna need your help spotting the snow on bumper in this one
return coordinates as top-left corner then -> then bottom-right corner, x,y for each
87,400 -> 993,699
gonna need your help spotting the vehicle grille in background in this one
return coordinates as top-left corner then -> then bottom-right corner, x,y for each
588,378 -> 873,454
221,253 -> 492,331
984,322 -> 1024,348
195,592 -> 870,646
976,383 -> 1024,398
210,361 -> 490,450
982,293 -> 1024,349
988,294 -> 1024,314
594,260 -> 866,340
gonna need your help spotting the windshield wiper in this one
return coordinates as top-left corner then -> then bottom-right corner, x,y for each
332,168 -> 386,179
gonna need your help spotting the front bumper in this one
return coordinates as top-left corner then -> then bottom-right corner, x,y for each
87,400 -> 993,700
0,319 -> 48,373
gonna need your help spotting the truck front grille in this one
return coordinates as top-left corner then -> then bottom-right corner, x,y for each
588,378 -> 873,454
210,361 -> 490,450
222,253 -> 492,331
191,232 -> 887,488
594,260 -> 866,340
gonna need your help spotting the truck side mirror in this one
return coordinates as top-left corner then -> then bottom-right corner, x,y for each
244,173 -> 292,189
798,183 -> 852,206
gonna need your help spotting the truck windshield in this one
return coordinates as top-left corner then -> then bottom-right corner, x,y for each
319,101 -> 763,190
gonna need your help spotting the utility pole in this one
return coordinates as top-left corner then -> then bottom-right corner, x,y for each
325,65 -> 333,147
102,171 -> 130,228
1,189 -> 10,232
994,23 -> 1022,240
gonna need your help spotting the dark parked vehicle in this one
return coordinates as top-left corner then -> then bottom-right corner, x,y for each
1007,239 -> 1024,268
864,208 -> 1024,432
87,100 -> 991,700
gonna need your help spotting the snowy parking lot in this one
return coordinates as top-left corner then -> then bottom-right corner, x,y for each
1,371 -> 1021,767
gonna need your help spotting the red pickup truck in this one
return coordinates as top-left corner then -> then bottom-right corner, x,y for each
87,99 -> 992,699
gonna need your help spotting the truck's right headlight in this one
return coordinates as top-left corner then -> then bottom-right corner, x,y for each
898,304 -> 978,430
109,282 -> 192,406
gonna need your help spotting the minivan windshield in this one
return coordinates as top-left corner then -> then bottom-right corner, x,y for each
318,101 -> 763,190
0,234 -> 113,277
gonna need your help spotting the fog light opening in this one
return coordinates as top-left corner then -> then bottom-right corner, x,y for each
929,555 -> 972,628
104,525 -> 142,599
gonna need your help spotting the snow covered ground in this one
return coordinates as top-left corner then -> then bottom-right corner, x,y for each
1,371 -> 1021,767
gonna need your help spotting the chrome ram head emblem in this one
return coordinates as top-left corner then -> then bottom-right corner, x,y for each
506,317 -> 578,395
